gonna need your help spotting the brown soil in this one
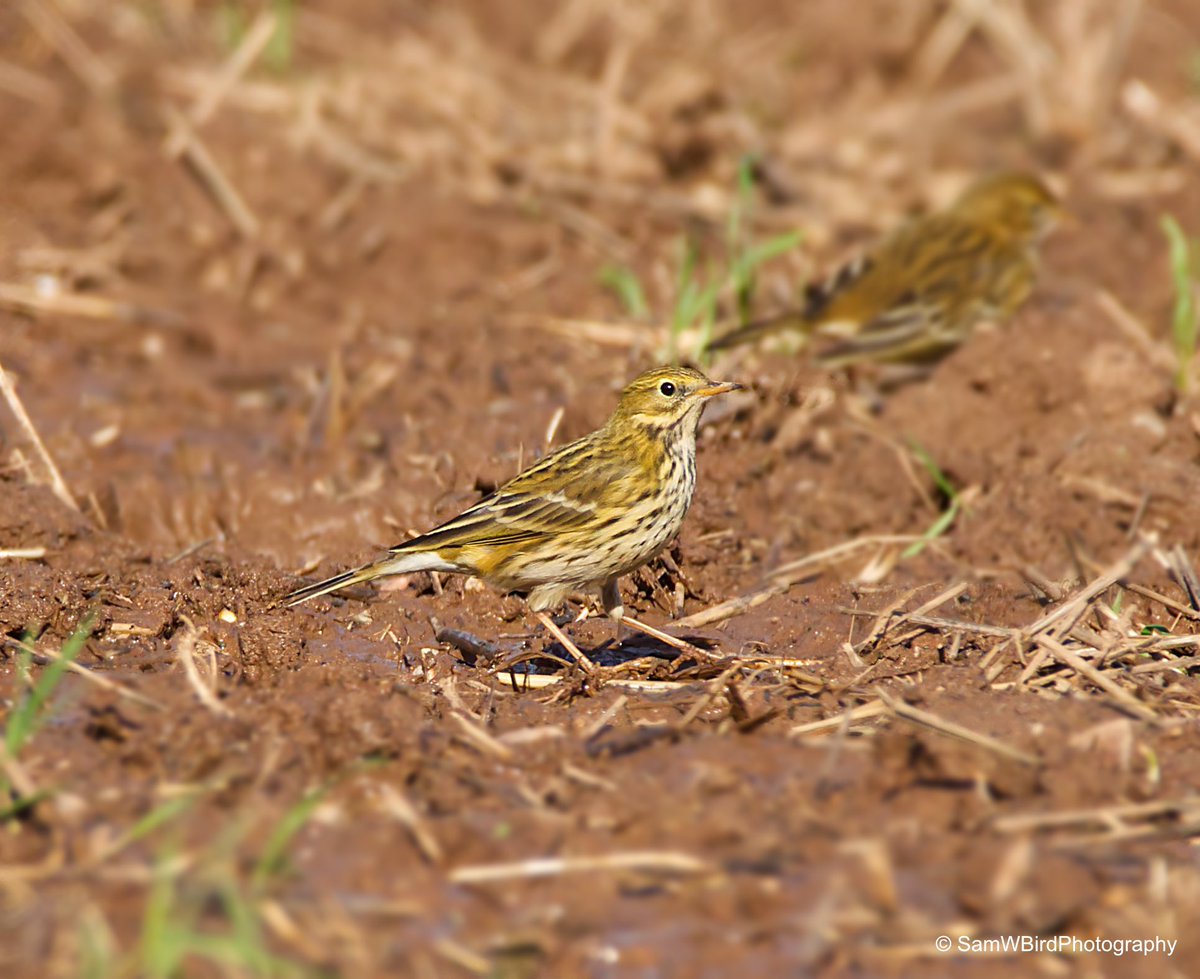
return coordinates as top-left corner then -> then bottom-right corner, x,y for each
3,2 -> 1200,976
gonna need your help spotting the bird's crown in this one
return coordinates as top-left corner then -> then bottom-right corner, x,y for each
954,172 -> 1062,239
609,366 -> 738,429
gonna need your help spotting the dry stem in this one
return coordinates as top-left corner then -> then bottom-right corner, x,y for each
0,356 -> 79,512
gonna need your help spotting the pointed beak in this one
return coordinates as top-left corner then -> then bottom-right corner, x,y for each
692,380 -> 742,399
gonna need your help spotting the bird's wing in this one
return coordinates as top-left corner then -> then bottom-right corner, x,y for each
389,433 -> 636,555
812,217 -> 1000,365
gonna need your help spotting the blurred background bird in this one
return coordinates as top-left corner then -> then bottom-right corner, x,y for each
286,365 -> 740,664
709,172 -> 1063,369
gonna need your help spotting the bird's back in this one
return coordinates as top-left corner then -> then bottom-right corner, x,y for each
805,209 -> 1033,365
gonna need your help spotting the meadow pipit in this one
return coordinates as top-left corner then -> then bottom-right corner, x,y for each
286,366 -> 740,665
710,172 -> 1062,367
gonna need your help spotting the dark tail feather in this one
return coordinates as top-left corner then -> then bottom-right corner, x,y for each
709,253 -> 870,352
708,310 -> 810,352
284,566 -> 373,607
283,550 -> 443,607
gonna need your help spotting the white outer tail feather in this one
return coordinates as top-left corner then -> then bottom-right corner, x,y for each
285,550 -> 457,606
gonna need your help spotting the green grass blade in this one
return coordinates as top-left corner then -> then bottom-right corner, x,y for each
690,274 -> 724,360
78,907 -> 116,979
598,264 -> 649,319
726,154 -> 755,246
4,636 -> 34,761
729,229 -> 804,324
902,440 -> 963,558
215,2 -> 247,52
218,883 -> 274,974
740,230 -> 804,270
5,615 -> 95,757
141,848 -> 191,979
667,236 -> 704,362
1161,215 -> 1198,392
252,783 -> 329,888
0,787 -> 55,821
908,440 -> 960,503
726,156 -> 755,321
902,498 -> 962,559
98,790 -> 207,864
267,0 -> 296,72
252,758 -> 384,890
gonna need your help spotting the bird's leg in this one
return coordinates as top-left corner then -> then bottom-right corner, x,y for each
534,610 -> 594,673
601,578 -> 625,644
846,367 -> 886,415
603,576 -> 709,656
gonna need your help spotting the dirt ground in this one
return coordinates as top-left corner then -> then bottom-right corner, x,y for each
3,1 -> 1200,976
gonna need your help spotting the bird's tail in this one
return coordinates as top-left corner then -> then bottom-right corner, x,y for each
707,309 -> 812,352
284,551 -> 451,606
708,254 -> 869,352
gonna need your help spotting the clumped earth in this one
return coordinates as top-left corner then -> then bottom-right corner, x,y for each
3,1 -> 1200,976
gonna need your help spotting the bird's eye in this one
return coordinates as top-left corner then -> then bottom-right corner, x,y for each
659,381 -> 676,397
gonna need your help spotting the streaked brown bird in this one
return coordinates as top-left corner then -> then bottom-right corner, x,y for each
285,365 -> 740,666
709,172 -> 1062,367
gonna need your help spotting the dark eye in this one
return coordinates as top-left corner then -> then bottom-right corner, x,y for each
659,381 -> 676,397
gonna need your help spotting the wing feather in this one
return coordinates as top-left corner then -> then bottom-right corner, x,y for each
389,431 -> 639,556
813,218 -> 1000,365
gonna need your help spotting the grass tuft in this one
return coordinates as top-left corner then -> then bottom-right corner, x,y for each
112,780 -> 338,977
599,158 -> 802,364
727,155 -> 804,326
138,839 -> 293,979
668,235 -> 723,363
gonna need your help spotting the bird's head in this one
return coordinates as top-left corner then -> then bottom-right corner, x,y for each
954,172 -> 1064,242
609,365 -> 741,438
